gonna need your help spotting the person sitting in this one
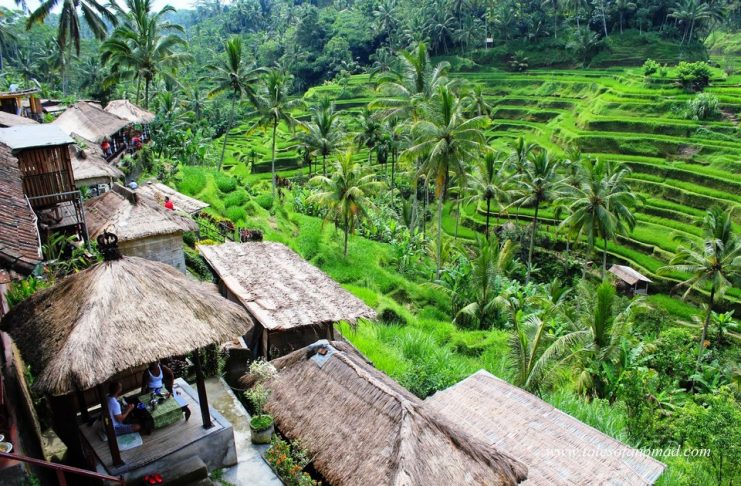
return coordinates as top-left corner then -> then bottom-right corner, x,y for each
164,196 -> 174,211
107,382 -> 142,436
141,361 -> 191,421
101,139 -> 112,157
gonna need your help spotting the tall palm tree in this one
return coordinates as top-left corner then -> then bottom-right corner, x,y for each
354,108 -> 383,166
27,0 -> 117,55
560,158 -> 637,278
373,0 -> 398,46
0,8 -> 18,71
203,36 -> 262,171
513,149 -> 562,283
252,68 -> 304,200
404,85 -> 488,279
309,152 -> 384,256
660,207 -> 740,371
300,97 -> 344,176
464,151 -> 515,237
670,0 -> 711,44
101,0 -> 189,109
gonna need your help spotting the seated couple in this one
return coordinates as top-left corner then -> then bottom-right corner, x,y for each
106,361 -> 192,436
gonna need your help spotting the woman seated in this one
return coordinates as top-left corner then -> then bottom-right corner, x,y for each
141,361 -> 191,421
107,382 -> 143,436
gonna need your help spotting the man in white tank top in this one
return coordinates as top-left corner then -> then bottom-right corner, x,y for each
141,361 -> 192,421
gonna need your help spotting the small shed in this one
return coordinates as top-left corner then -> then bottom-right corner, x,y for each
84,184 -> 197,272
135,181 -> 209,216
199,242 -> 376,359
609,264 -> 652,296
70,147 -> 124,189
424,370 -> 666,485
0,88 -> 42,121
104,100 -> 155,124
246,341 -> 528,485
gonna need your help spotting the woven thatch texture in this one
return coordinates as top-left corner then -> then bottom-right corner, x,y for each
199,242 -> 376,330
259,341 -> 527,486
0,255 -> 254,395
104,100 -> 155,124
0,143 -> 41,274
71,147 -> 124,184
609,265 -> 652,285
136,181 -> 209,215
425,370 -> 666,485
53,102 -> 130,143
85,187 -> 197,242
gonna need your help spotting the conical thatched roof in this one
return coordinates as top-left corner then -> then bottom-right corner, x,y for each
53,102 -> 130,144
104,99 -> 155,124
248,341 -> 528,486
1,255 -> 254,395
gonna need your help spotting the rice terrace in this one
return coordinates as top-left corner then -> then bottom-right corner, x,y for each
0,0 -> 738,485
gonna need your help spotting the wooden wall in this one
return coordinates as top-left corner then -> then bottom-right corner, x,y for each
16,145 -> 76,209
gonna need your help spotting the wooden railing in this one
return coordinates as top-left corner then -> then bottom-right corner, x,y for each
0,451 -> 124,485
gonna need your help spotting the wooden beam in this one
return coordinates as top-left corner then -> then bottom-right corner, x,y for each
192,349 -> 213,429
75,387 -> 89,423
97,384 -> 123,467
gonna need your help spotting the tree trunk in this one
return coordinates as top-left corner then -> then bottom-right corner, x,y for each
602,237 -> 609,279
145,78 -> 151,109
601,1 -> 609,37
526,202 -> 540,283
323,154 -> 327,176
485,197 -> 491,237
454,200 -> 460,239
391,148 -> 396,208
695,286 -> 715,373
271,119 -> 278,200
218,96 -> 236,171
436,191 -> 444,280
343,214 -> 350,256
136,77 -> 142,105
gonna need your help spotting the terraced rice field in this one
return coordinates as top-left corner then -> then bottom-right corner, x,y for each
214,68 -> 741,307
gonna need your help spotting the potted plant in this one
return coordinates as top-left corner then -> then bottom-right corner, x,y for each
245,360 -> 277,444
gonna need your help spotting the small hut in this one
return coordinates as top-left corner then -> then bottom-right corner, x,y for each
0,88 -> 42,121
199,242 -> 376,359
53,102 -> 131,157
136,181 -> 209,216
85,184 -> 196,272
247,340 -> 528,485
70,147 -> 124,191
424,370 -> 666,485
1,242 -> 254,481
609,264 -> 652,296
104,100 -> 155,125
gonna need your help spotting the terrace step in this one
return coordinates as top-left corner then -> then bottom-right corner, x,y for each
148,455 -> 209,486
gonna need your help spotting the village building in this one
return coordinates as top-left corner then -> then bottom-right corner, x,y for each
609,264 -> 652,296
0,111 -> 39,128
0,88 -> 43,121
424,370 -> 666,485
84,183 -> 197,272
52,102 -> 132,160
70,146 -> 124,192
135,181 -> 210,216
247,340 -> 528,485
199,241 -> 376,359
104,99 -> 155,141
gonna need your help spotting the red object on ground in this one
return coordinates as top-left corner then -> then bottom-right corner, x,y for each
164,200 -> 174,210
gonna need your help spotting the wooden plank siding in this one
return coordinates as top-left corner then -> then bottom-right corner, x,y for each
16,146 -> 77,209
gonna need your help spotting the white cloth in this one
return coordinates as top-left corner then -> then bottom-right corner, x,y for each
107,395 -> 123,426
146,365 -> 164,390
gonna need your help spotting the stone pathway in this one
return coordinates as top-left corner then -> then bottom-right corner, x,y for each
204,378 -> 282,486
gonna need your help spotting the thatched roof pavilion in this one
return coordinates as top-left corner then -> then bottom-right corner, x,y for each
609,265 -> 652,295
251,341 -> 528,485
104,100 -> 155,124
424,370 -> 666,485
53,102 -> 130,144
199,242 -> 376,358
71,147 -> 124,188
135,181 -> 209,215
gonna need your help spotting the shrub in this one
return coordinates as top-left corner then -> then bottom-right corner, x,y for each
184,247 -> 212,281
182,231 -> 197,248
507,51 -> 529,72
255,193 -> 274,210
224,189 -> 249,208
265,437 -> 320,486
215,173 -> 237,193
675,61 -> 711,92
225,206 -> 247,223
177,167 -> 207,195
685,93 -> 720,121
642,58 -> 659,76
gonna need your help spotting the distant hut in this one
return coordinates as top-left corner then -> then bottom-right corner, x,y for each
70,146 -> 124,191
199,242 -> 376,359
53,102 -> 131,157
136,181 -> 209,216
425,370 -> 666,485
0,88 -> 42,121
0,111 -> 39,128
105,99 -> 154,124
609,264 -> 652,296
247,340 -> 528,485
85,184 -> 197,272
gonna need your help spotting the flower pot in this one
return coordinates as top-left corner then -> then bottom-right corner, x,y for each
250,415 -> 274,444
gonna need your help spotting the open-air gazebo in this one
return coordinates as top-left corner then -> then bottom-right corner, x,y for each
0,233 -> 255,481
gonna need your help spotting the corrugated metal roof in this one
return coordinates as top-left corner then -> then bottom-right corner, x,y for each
0,125 -> 74,151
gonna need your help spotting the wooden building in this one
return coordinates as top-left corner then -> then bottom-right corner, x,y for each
53,102 -> 131,159
70,147 -> 124,191
0,125 -> 87,241
199,242 -> 376,359
0,88 -> 42,121
84,183 -> 197,272
609,264 -> 652,296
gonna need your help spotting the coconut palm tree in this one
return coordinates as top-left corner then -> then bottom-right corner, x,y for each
300,97 -> 344,177
660,206 -> 740,371
513,149 -> 562,283
27,0 -> 117,55
670,0 -> 711,45
0,9 -> 18,71
252,68 -> 304,200
101,0 -> 189,109
354,108 -> 383,166
560,158 -> 637,278
309,152 -> 384,256
373,0 -> 399,46
203,36 -> 262,171
404,85 -> 488,279
464,151 -> 516,237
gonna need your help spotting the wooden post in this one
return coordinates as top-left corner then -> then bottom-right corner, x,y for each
75,388 -> 89,423
192,349 -> 213,429
261,330 -> 269,360
97,384 -> 123,467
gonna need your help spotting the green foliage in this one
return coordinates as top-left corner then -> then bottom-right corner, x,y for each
675,61 -> 712,92
265,437 -> 320,486
224,189 -> 249,208
255,193 -> 274,210
6,277 -> 49,308
184,247 -> 212,281
182,231 -> 197,248
642,58 -> 660,76
685,93 -> 720,120
215,173 -> 238,193
225,206 -> 247,223
250,414 -> 273,431
178,167 -> 207,196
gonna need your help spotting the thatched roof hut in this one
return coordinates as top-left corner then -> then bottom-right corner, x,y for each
253,341 -> 528,485
104,99 -> 155,124
71,147 -> 124,188
199,242 -> 376,358
424,370 -> 666,485
1,254 -> 254,396
85,184 -> 196,272
136,181 -> 209,215
0,111 -> 38,127
53,102 -> 130,144
609,265 -> 652,295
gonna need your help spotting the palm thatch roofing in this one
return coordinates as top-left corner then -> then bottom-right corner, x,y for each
609,265 -> 652,286
85,184 -> 197,242
52,102 -> 130,144
136,181 -> 209,215
70,147 -> 124,185
0,255 -> 254,395
199,242 -> 376,331
0,143 -> 42,275
0,111 -> 38,127
253,341 -> 528,485
104,99 -> 155,124
424,370 -> 666,485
